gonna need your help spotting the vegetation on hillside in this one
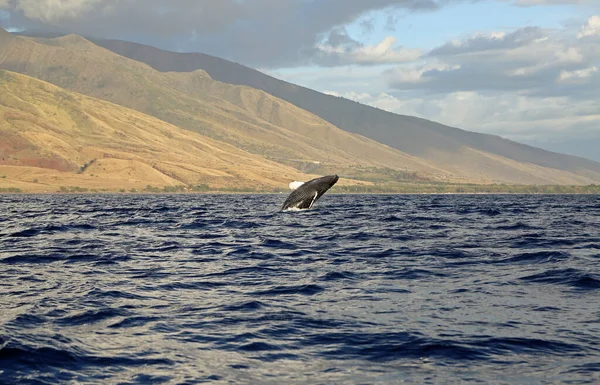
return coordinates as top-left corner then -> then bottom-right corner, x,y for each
3,183 -> 600,195
331,183 -> 600,194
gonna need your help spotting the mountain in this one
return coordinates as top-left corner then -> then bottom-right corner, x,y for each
0,30 -> 458,185
0,69 -> 329,192
90,37 -> 600,184
1,29 -> 599,185
523,138 -> 600,163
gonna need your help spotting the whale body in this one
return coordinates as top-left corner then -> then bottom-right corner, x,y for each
282,175 -> 339,211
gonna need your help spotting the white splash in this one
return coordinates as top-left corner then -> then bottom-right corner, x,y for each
282,207 -> 307,212
289,181 -> 305,190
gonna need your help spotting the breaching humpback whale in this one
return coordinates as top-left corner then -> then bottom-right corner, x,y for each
282,175 -> 339,211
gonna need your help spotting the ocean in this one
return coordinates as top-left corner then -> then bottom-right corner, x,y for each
1,194 -> 599,384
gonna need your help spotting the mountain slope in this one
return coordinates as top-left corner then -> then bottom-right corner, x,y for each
2,30 -> 599,185
0,69 -> 322,192
0,30 -> 460,183
91,38 -> 600,183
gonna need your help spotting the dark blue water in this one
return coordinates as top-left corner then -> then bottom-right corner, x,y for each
1,194 -> 599,384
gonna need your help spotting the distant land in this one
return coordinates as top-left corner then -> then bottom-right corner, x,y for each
523,138 -> 600,163
0,69 -> 328,193
1,28 -> 600,193
92,38 -> 600,184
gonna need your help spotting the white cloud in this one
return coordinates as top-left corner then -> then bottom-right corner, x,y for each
326,90 -> 600,143
324,90 -> 406,112
510,0 -> 595,6
315,35 -> 422,66
367,16 -> 600,148
559,66 -> 598,82
265,65 -> 390,94
429,27 -> 548,56
387,21 -> 600,95
384,62 -> 460,84
577,15 -> 600,38
9,0 -> 104,23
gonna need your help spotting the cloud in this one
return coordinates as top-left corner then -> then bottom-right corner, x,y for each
315,33 -> 422,66
385,13 -> 401,32
387,21 -> 600,95
510,0 -> 593,6
8,0 -> 104,23
330,16 -> 600,145
429,27 -> 548,56
384,63 -> 460,84
359,17 -> 376,35
0,0 -> 454,68
322,27 -> 362,50
577,15 -> 600,38
327,90 -> 600,143
265,65 -> 390,95
247,11 -> 600,150
558,66 -> 598,83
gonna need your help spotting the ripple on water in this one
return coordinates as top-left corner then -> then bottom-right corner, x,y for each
0,194 -> 599,384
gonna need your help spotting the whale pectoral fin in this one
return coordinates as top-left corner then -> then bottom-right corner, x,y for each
308,191 -> 319,209
289,181 -> 305,190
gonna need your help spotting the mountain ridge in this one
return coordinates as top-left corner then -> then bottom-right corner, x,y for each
90,37 -> 600,177
0,32 -> 440,176
1,29 -> 599,186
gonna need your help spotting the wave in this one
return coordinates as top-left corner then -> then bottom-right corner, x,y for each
520,268 -> 600,290
1,194 -> 599,384
495,251 -> 571,265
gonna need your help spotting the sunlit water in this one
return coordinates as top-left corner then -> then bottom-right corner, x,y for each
1,194 -> 599,384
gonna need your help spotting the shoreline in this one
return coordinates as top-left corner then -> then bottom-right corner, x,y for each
1,191 -> 599,196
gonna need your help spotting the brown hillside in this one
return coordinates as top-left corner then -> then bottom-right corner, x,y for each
0,32 -> 449,182
1,30 -> 599,185
0,70 -> 338,193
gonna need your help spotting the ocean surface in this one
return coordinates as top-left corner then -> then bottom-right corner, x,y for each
0,194 -> 599,384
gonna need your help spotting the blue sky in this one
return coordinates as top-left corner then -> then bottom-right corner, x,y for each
1,0 -> 599,160
346,1 -> 583,49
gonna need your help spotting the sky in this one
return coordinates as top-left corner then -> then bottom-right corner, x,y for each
1,0 -> 599,161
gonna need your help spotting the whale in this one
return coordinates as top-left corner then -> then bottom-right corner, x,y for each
282,175 -> 339,211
